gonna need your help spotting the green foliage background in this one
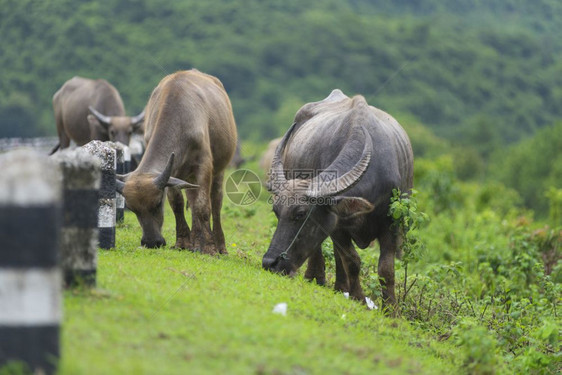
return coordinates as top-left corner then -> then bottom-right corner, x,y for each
2,0 -> 562,143
3,0 -> 562,209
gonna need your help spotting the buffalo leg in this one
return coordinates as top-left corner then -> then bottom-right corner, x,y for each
167,187 -> 191,249
304,245 -> 325,285
210,173 -> 227,254
333,247 -> 349,293
332,231 -> 364,301
378,229 -> 398,310
57,129 -> 71,150
187,161 -> 216,255
53,108 -> 70,152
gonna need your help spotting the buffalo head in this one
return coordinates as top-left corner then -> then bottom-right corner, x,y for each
116,153 -> 197,248
262,123 -> 374,275
88,106 -> 145,145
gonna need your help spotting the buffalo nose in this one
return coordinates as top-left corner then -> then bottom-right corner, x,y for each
141,237 -> 166,248
262,256 -> 279,270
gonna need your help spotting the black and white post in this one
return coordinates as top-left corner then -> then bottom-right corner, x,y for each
129,133 -> 145,171
0,150 -> 62,374
109,142 -> 127,223
123,142 -> 132,174
51,148 -> 101,287
83,141 -> 116,249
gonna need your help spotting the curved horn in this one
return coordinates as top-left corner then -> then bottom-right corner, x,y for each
116,179 -> 126,195
115,173 -> 130,195
306,127 -> 372,198
88,106 -> 112,126
153,153 -> 175,190
131,110 -> 145,125
267,122 -> 298,194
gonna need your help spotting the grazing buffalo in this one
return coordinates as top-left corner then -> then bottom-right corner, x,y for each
50,76 -> 144,154
262,89 -> 413,308
259,137 -> 282,175
116,69 -> 238,254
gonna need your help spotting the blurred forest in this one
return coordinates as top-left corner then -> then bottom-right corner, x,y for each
1,0 -> 561,212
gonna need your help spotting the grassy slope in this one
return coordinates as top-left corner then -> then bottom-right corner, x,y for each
60,161 -> 461,374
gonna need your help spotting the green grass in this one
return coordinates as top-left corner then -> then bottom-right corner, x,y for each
58,165 -> 462,374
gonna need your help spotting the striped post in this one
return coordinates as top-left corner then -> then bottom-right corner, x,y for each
123,143 -> 132,174
109,142 -> 127,223
128,133 -> 145,171
51,149 -> 101,287
83,141 -> 116,249
0,150 -> 62,374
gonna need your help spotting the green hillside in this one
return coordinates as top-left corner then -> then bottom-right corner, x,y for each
2,0 -> 562,145
59,216 -> 463,374
51,158 -> 560,374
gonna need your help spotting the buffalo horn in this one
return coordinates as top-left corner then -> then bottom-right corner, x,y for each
268,122 -> 298,194
306,127 -> 372,198
153,153 -> 176,190
88,106 -> 112,126
115,179 -> 126,195
131,110 -> 145,125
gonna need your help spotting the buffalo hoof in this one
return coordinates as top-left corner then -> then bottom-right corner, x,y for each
315,277 -> 326,286
190,241 -> 218,256
334,282 -> 350,294
202,246 -> 219,256
304,271 -> 326,286
173,237 -> 192,250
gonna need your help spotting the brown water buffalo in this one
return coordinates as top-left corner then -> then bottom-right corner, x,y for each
116,69 -> 238,254
260,137 -> 282,175
50,76 -> 144,154
262,89 -> 413,309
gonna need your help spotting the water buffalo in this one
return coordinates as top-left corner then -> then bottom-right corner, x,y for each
262,89 -> 413,308
259,137 -> 282,174
116,69 -> 238,254
50,76 -> 144,154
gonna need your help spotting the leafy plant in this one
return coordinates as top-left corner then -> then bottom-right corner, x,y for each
388,188 -> 429,305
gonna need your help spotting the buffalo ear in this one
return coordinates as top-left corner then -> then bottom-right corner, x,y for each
166,177 -> 199,190
330,197 -> 374,219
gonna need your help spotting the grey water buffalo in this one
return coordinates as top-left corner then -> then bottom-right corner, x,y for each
50,76 -> 144,154
262,89 -> 413,308
116,69 -> 238,253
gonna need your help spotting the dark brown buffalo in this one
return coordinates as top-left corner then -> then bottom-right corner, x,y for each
263,89 -> 414,309
116,70 -> 238,254
50,76 -> 144,154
